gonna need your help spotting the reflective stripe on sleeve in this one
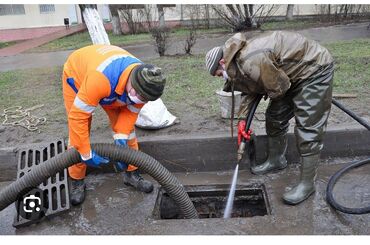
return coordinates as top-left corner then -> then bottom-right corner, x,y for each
127,105 -> 140,113
113,133 -> 129,140
128,131 -> 136,140
96,54 -> 128,72
73,96 -> 96,113
113,131 -> 136,140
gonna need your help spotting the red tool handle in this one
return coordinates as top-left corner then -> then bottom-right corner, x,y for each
238,120 -> 252,146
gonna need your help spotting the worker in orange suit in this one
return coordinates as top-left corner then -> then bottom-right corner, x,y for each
62,45 -> 166,205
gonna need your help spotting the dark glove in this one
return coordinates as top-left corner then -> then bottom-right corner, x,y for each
81,151 -> 109,168
114,139 -> 129,171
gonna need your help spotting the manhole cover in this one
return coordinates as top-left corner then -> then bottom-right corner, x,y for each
153,184 -> 270,219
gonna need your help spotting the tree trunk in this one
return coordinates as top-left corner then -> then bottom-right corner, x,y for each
157,5 -> 165,27
344,4 -> 349,18
79,5 -> 110,45
248,4 -> 256,28
286,4 -> 294,20
205,4 -> 210,29
109,5 -> 122,35
180,4 -> 184,21
248,4 -> 254,17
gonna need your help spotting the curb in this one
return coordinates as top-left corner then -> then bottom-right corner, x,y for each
1,128 -> 369,181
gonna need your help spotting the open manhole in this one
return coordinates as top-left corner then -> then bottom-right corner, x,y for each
153,184 -> 271,219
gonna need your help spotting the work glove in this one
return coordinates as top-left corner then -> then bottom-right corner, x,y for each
114,139 -> 129,172
81,150 -> 109,168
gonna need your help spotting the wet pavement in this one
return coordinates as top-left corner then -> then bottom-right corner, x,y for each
0,155 -> 369,235
0,22 -> 369,72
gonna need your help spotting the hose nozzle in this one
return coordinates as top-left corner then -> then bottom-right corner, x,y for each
237,141 -> 246,163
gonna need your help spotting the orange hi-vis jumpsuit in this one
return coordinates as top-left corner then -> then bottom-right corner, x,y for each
62,45 -> 144,180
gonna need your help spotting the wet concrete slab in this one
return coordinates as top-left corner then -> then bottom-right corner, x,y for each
1,156 -> 369,235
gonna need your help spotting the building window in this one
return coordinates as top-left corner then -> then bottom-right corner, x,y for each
0,4 -> 25,16
39,4 -> 55,14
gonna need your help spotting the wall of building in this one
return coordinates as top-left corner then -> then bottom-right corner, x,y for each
0,4 -> 79,30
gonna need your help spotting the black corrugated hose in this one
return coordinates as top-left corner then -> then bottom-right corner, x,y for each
326,99 -> 370,214
0,143 -> 199,219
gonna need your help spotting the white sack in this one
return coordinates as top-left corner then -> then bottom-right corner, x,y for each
135,99 -> 177,129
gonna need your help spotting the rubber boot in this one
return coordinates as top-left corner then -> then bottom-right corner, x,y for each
251,134 -> 288,175
122,170 -> 154,193
283,154 -> 319,205
69,178 -> 86,206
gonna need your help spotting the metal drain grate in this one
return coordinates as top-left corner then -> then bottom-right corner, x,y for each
13,139 -> 70,228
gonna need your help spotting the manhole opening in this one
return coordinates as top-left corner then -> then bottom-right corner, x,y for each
155,184 -> 270,219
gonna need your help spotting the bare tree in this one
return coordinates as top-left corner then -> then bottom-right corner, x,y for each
327,4 -> 332,20
315,4 -> 370,22
119,5 -> 143,34
108,4 -> 122,35
184,29 -> 197,55
116,5 -> 146,34
212,4 -> 279,32
183,5 -> 202,54
148,5 -> 175,57
142,4 -> 155,31
286,4 -> 294,21
150,27 -> 171,57
205,4 -> 210,29
316,4 -> 332,21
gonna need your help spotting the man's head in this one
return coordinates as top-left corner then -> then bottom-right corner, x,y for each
127,64 -> 166,102
205,46 -> 226,77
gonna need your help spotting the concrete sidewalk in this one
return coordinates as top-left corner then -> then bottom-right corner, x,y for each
0,24 -> 86,57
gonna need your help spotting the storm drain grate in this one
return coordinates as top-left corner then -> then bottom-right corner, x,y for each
154,184 -> 271,219
13,139 -> 70,228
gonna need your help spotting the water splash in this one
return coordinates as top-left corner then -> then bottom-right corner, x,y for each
223,164 -> 239,218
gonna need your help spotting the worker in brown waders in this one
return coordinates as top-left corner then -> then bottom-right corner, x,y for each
205,31 -> 334,205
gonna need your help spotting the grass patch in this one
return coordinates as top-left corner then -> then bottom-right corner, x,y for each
30,27 -> 229,53
0,41 -> 16,49
325,38 -> 370,94
0,66 -> 65,122
261,19 -> 322,31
